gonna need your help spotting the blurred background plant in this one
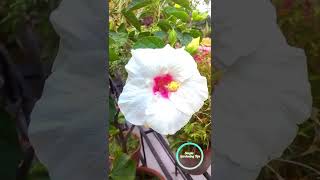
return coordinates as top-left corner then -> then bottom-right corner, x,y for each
0,0 -> 60,180
0,0 -> 60,64
257,0 -> 320,179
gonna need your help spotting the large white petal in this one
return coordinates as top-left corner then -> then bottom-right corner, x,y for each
118,77 -> 153,125
144,96 -> 192,135
126,45 -> 198,82
169,75 -> 208,116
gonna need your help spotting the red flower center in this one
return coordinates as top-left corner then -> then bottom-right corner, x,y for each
152,74 -> 173,98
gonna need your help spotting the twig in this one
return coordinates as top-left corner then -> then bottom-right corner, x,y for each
113,109 -> 127,153
124,125 -> 135,143
274,158 -> 320,176
266,164 -> 285,180
109,75 -> 128,153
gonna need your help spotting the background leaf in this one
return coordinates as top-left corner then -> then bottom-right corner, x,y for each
133,36 -> 165,49
109,38 -> 119,62
122,10 -> 141,31
189,28 -> 202,38
109,153 -> 136,180
177,31 -> 192,46
192,10 -> 208,21
185,36 -> 200,55
157,20 -> 172,32
154,31 -> 167,40
127,0 -> 153,11
110,32 -> 128,47
117,23 -> 127,33
164,7 -> 189,22
168,29 -> 177,46
171,0 -> 191,10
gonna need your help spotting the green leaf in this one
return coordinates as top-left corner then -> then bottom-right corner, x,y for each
164,7 -> 189,22
117,23 -> 127,33
133,36 -> 165,49
127,0 -> 153,11
122,10 -> 141,31
189,28 -> 202,38
128,31 -> 136,41
138,32 -> 152,38
109,38 -> 119,62
109,125 -> 120,137
192,10 -> 208,22
154,31 -> 167,40
168,29 -> 177,46
110,32 -> 128,47
157,20 -> 171,32
110,153 -> 136,180
171,0 -> 191,9
185,37 -> 200,55
109,48 -> 119,62
177,32 -> 192,46
176,21 -> 187,31
118,113 -> 126,124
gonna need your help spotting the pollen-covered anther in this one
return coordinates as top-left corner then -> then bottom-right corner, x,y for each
167,81 -> 180,92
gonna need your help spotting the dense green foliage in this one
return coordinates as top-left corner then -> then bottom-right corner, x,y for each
108,0 -> 210,79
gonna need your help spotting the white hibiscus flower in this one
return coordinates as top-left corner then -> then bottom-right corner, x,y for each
118,44 -> 208,135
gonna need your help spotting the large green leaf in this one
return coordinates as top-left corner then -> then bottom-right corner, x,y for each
189,28 -> 202,38
133,36 -> 165,49
109,153 -> 136,180
122,10 -> 141,31
117,23 -> 127,33
137,32 -> 152,38
154,31 -> 167,40
127,0 -> 153,11
164,7 -> 189,22
176,21 -> 188,31
109,48 -> 119,62
110,32 -> 128,47
157,20 -> 172,32
192,10 -> 208,22
177,31 -> 192,46
171,0 -> 191,9
128,31 -> 136,41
